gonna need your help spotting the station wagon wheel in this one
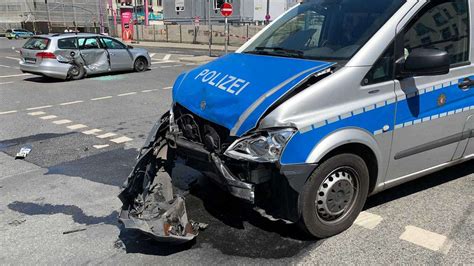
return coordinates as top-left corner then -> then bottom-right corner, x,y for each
298,153 -> 369,238
134,57 -> 147,72
68,64 -> 85,80
14,35 -> 19,39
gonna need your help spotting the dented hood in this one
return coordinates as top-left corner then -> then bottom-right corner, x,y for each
173,53 -> 334,136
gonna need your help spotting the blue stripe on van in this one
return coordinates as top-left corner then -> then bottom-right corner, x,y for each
280,78 -> 474,165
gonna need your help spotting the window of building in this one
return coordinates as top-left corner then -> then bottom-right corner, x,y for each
214,0 -> 233,10
404,0 -> 469,65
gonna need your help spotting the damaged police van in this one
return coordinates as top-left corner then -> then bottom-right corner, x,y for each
119,0 -> 474,241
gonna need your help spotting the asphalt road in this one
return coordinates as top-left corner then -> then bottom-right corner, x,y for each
0,37 -> 473,264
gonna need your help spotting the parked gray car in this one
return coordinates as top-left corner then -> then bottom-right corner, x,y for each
20,33 -> 151,80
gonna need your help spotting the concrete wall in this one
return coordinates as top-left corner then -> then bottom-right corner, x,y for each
114,24 -> 264,45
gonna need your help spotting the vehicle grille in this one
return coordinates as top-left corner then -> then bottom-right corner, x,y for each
173,104 -> 235,153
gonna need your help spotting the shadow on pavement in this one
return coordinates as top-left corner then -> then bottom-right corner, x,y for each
23,76 -> 66,83
365,161 -> 473,209
8,202 -> 118,226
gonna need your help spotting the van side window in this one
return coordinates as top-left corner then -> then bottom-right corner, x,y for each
404,0 -> 469,65
363,43 -> 394,85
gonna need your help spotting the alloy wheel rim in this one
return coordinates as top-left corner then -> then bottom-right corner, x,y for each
315,167 -> 359,224
137,60 -> 145,71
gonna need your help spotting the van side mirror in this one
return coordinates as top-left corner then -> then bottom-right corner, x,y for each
398,48 -> 450,78
127,45 -> 134,49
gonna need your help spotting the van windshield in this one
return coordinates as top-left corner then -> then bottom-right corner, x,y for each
243,0 -> 405,61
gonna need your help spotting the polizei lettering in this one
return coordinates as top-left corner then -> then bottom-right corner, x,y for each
195,69 -> 250,96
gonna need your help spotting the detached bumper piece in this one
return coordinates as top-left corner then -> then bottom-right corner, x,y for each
118,143 -> 199,244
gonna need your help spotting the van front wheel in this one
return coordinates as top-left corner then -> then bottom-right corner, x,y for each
298,153 -> 369,238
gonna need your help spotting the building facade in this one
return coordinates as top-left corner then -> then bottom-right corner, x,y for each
0,0 -> 107,34
107,0 -> 164,25
162,0 -> 298,25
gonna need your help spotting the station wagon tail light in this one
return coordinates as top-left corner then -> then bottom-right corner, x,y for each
36,52 -> 56,59
224,128 -> 296,163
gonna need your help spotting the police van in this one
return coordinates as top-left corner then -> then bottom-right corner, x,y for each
119,0 -> 474,241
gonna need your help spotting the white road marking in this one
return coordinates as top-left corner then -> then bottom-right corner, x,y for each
5,56 -> 20,61
82,129 -> 103,135
0,81 -> 14,85
149,53 -> 156,58
399,226 -> 451,254
97,132 -> 117,139
354,211 -> 383,230
162,86 -> 173,90
110,136 -> 133,144
28,111 -> 46,116
141,89 -> 153,93
0,110 -> 17,115
40,115 -> 58,120
0,73 -> 31,79
0,64 -> 11,68
67,124 -> 88,130
185,63 -> 197,66
163,54 -> 172,61
53,119 -> 72,125
26,105 -> 53,111
59,100 -> 83,106
93,144 -> 110,149
117,92 -> 137,96
151,60 -> 177,65
91,96 -> 113,101
161,65 -> 182,68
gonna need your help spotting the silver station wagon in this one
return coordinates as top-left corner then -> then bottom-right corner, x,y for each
118,0 -> 474,243
20,33 -> 151,80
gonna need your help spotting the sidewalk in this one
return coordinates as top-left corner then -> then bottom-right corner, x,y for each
124,39 -> 240,52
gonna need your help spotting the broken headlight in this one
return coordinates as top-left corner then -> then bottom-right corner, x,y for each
224,128 -> 296,163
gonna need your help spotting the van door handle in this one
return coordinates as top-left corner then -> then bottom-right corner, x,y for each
458,78 -> 474,90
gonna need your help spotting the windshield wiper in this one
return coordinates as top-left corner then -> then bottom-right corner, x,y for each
246,46 -> 305,58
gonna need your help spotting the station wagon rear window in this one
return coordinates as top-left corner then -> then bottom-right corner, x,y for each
58,38 -> 78,49
23,38 -> 50,50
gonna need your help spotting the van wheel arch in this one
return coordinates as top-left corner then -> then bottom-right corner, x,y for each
317,143 -> 378,195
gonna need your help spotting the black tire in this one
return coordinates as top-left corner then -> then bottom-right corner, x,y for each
298,153 -> 369,238
134,57 -> 147,72
14,35 -> 19,39
67,64 -> 85,80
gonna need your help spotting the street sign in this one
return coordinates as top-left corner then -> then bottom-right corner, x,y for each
265,14 -> 271,21
220,3 -> 233,17
175,0 -> 185,11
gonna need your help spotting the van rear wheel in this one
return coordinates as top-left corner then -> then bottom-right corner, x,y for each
298,153 -> 369,238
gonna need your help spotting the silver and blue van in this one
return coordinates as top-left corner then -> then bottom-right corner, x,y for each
119,0 -> 474,242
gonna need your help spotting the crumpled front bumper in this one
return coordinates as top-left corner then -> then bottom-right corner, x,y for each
171,135 -> 255,203
118,115 -> 199,244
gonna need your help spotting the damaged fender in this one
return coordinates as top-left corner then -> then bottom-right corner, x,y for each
118,113 -> 199,243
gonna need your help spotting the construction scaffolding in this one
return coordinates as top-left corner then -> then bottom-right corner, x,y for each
0,0 -> 107,34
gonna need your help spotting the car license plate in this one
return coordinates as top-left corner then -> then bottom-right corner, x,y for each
24,58 -> 36,64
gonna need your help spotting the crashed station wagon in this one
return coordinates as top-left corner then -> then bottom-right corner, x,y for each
119,0 -> 474,242
20,33 -> 151,80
